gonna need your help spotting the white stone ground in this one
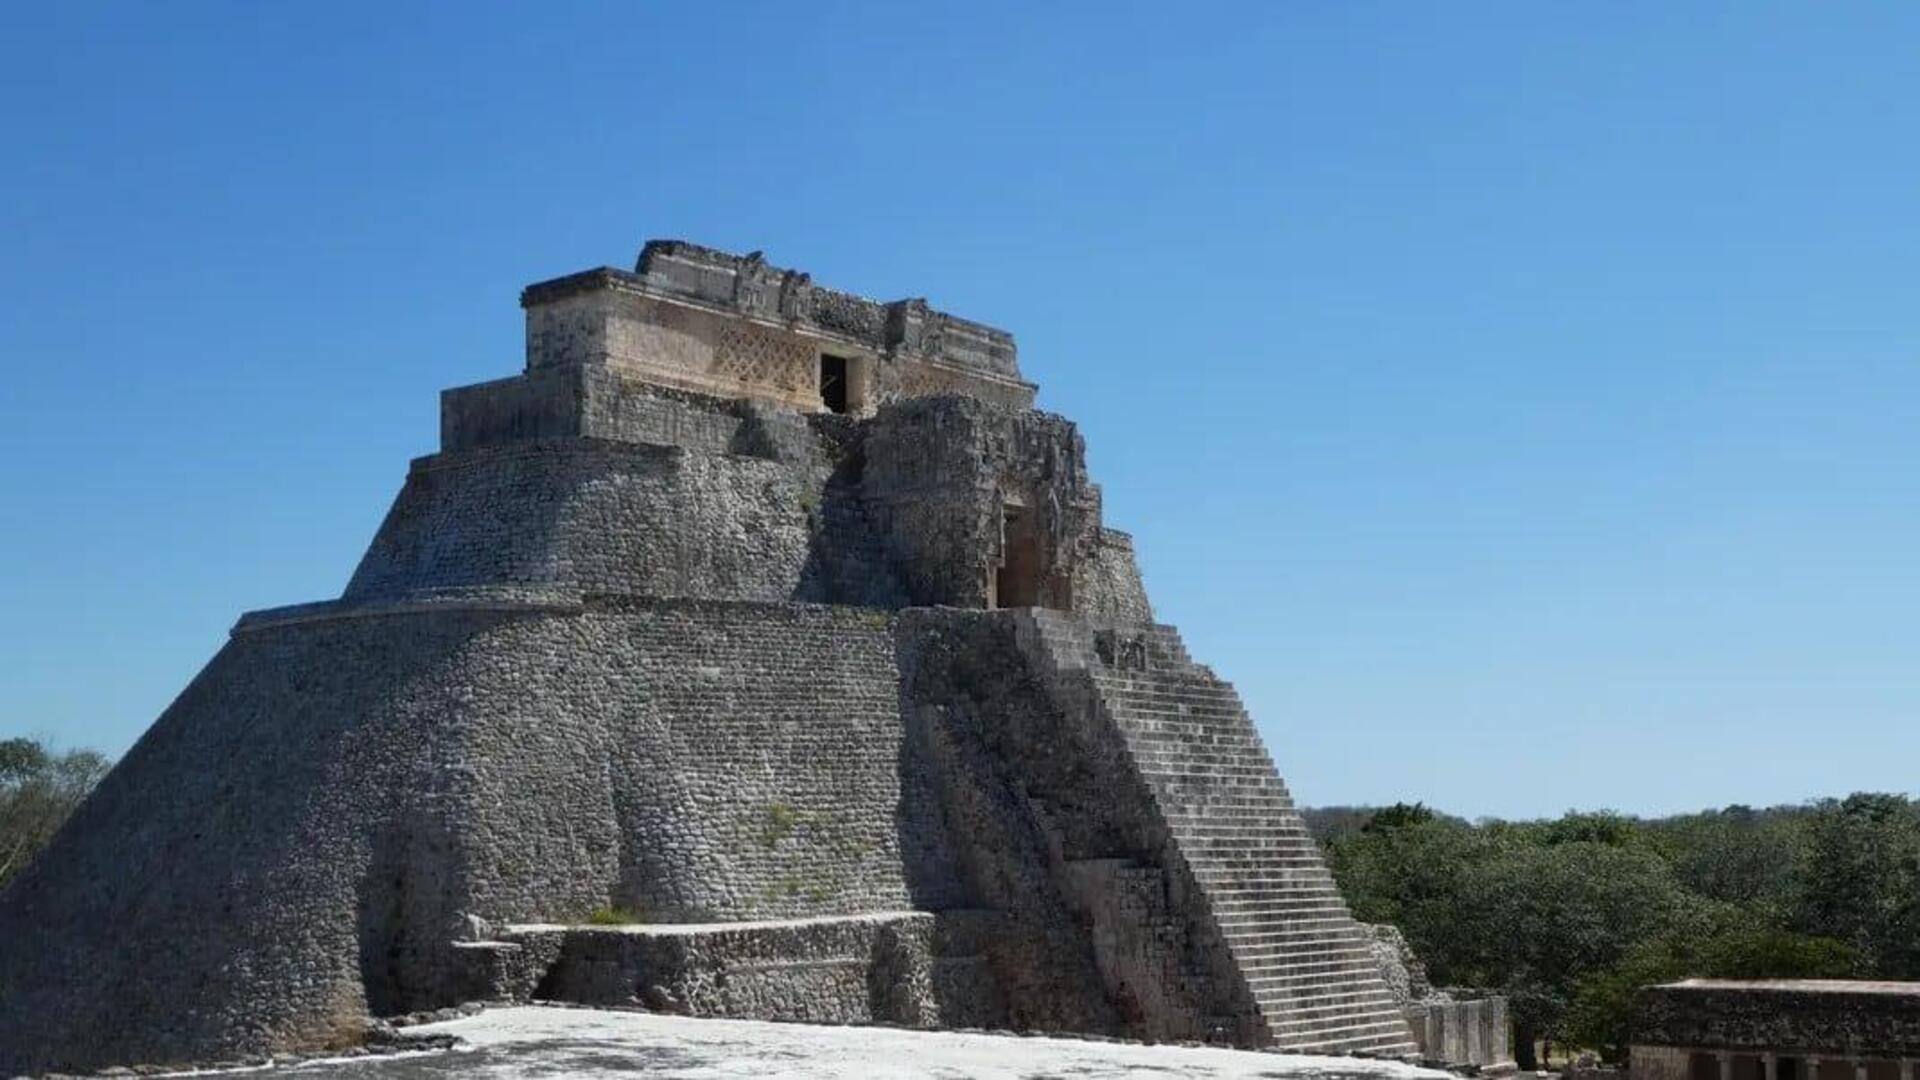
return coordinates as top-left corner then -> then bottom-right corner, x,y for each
170,1006 -> 1455,1079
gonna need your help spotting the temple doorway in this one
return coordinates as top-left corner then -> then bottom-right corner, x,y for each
994,506 -> 1046,608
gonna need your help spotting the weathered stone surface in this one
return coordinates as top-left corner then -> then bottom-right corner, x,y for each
1633,979 -> 1920,1056
0,240 -> 1425,1074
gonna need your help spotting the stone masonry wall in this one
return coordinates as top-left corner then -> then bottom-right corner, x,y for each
441,366 -> 748,456
1073,528 -> 1154,622
467,913 -> 951,1027
862,396 -> 1114,610
518,266 -> 1036,415
343,438 -> 906,609
1633,982 -> 1920,1056
0,597 -> 957,1074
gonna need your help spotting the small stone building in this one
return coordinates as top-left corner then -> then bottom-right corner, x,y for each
1633,980 -> 1920,1080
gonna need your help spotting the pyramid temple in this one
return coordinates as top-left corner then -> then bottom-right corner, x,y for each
0,241 -> 1473,1072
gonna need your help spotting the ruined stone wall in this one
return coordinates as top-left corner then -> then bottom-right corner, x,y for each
459,912 -> 1005,1029
0,597 -> 958,1074
861,396 -> 1117,611
1633,982 -> 1920,1056
1072,528 -> 1154,622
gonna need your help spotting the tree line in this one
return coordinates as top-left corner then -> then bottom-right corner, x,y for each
1308,796 -> 1920,1067
0,737 -> 109,890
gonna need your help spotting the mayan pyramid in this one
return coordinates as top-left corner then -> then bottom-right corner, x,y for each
0,241 -> 1420,1073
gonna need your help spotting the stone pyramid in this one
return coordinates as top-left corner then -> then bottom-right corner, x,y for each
0,241 -> 1419,1073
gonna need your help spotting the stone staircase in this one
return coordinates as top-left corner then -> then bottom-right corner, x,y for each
1020,609 -> 1417,1056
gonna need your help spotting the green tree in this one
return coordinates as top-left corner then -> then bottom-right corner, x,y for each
1790,793 -> 1920,976
0,737 -> 110,888
1566,914 -> 1858,1062
1320,795 -> 1920,1065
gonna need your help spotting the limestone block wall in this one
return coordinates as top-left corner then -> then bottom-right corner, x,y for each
460,912 -> 997,1029
862,396 -> 1114,610
525,288 -> 829,411
0,597 -> 957,1074
1406,997 -> 1511,1067
519,266 -> 1036,416
343,438 -> 906,608
1632,980 -> 1920,1057
1072,529 -> 1154,622
441,366 -> 751,455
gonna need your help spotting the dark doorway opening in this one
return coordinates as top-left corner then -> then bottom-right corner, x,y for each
994,507 -> 1046,608
819,354 -> 849,413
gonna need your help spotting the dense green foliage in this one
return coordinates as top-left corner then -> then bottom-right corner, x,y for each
1310,797 -> 1920,1065
0,737 -> 109,889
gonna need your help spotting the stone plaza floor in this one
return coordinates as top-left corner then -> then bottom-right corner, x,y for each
160,1006 -> 1458,1079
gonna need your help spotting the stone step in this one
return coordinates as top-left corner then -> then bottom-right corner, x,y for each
1277,1025 -> 1419,1055
1128,744 -> 1272,764
1119,727 -> 1267,747
1172,831 -> 1322,848
1152,791 -> 1305,807
1272,1016 -> 1420,1047
1228,930 -> 1372,952
1212,909 -> 1355,930
1236,933 -> 1374,957
1088,672 -> 1236,691
1099,698 -> 1246,716
1175,820 -> 1317,836
1191,879 -> 1346,898
1266,1003 -> 1414,1035
1026,617 -> 1412,1060
1207,912 -> 1354,932
1263,986 -> 1404,1010
1202,887 -> 1345,907
1098,684 -> 1244,703
1185,845 -> 1332,861
1242,964 -> 1392,990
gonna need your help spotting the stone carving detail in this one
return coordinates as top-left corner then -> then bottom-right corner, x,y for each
808,289 -> 884,341
713,325 -> 813,395
881,360 -> 1030,409
1094,629 -> 1149,671
778,271 -> 813,321
732,253 -> 779,317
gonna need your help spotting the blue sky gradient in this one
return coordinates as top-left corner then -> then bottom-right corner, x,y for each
4,3 -> 1918,818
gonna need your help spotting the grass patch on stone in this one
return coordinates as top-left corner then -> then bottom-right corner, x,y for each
585,905 -> 646,926
760,802 -> 801,848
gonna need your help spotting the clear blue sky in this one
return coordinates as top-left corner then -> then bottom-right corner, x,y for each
4,3 -> 1918,819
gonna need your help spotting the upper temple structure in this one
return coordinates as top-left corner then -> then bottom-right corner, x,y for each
0,241 -> 1472,1073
